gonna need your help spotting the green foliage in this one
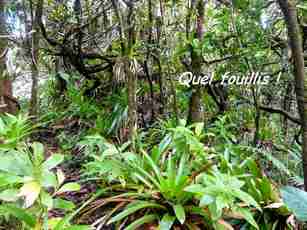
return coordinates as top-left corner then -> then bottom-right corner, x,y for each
81,125 -> 208,228
0,114 -> 37,149
65,85 -> 100,120
79,121 -> 290,229
185,171 -> 260,229
91,89 -> 128,137
0,142 -> 83,229
5,0 -> 306,228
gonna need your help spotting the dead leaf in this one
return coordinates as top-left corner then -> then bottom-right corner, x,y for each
217,219 -> 234,230
286,215 -> 295,228
264,202 -> 284,209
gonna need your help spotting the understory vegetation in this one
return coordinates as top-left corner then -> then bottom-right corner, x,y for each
1,0 -> 307,229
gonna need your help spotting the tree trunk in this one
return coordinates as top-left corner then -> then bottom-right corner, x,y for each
0,0 -> 18,114
145,0 -> 155,121
168,64 -> 179,123
277,0 -> 307,191
111,0 -> 138,144
186,0 -> 196,39
29,0 -> 44,117
127,3 -> 137,144
282,81 -> 293,138
126,58 -> 137,144
187,0 -> 204,123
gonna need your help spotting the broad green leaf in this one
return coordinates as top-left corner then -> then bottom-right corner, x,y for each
54,215 -> 71,230
258,177 -> 273,202
0,204 -> 36,227
159,134 -> 172,153
281,186 -> 307,221
141,151 -> 162,181
125,214 -> 157,230
108,201 -> 165,224
42,170 -> 58,188
0,189 -> 19,202
133,172 -> 154,188
48,217 -> 63,230
234,207 -> 259,230
175,154 -> 186,186
166,154 -> 175,187
209,203 -> 222,221
56,183 -> 80,194
230,189 -> 260,210
173,204 -> 185,224
32,142 -> 44,164
0,174 -> 23,187
184,184 -> 206,194
0,152 -> 31,176
103,143 -> 119,156
134,165 -> 161,189
151,146 -> 161,165
41,191 -> 53,209
53,198 -> 75,211
43,154 -> 64,170
159,214 -> 175,230
194,122 -> 204,137
245,158 -> 262,178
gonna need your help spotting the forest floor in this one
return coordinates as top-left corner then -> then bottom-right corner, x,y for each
36,127 -> 100,225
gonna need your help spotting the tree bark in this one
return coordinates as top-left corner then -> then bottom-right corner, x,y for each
126,1 -> 137,144
29,0 -> 44,117
186,0 -> 196,39
145,0 -> 155,121
282,81 -> 293,138
112,0 -> 138,143
126,58 -> 137,144
0,0 -> 18,114
187,0 -> 204,123
277,0 -> 307,191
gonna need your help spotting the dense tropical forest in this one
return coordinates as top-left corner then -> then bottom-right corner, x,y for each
1,0 -> 307,229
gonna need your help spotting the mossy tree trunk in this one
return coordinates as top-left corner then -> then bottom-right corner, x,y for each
277,0 -> 307,191
111,0 -> 138,144
29,0 -> 44,117
187,0 -> 205,123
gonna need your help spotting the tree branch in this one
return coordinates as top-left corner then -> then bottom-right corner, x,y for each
259,105 -> 301,125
